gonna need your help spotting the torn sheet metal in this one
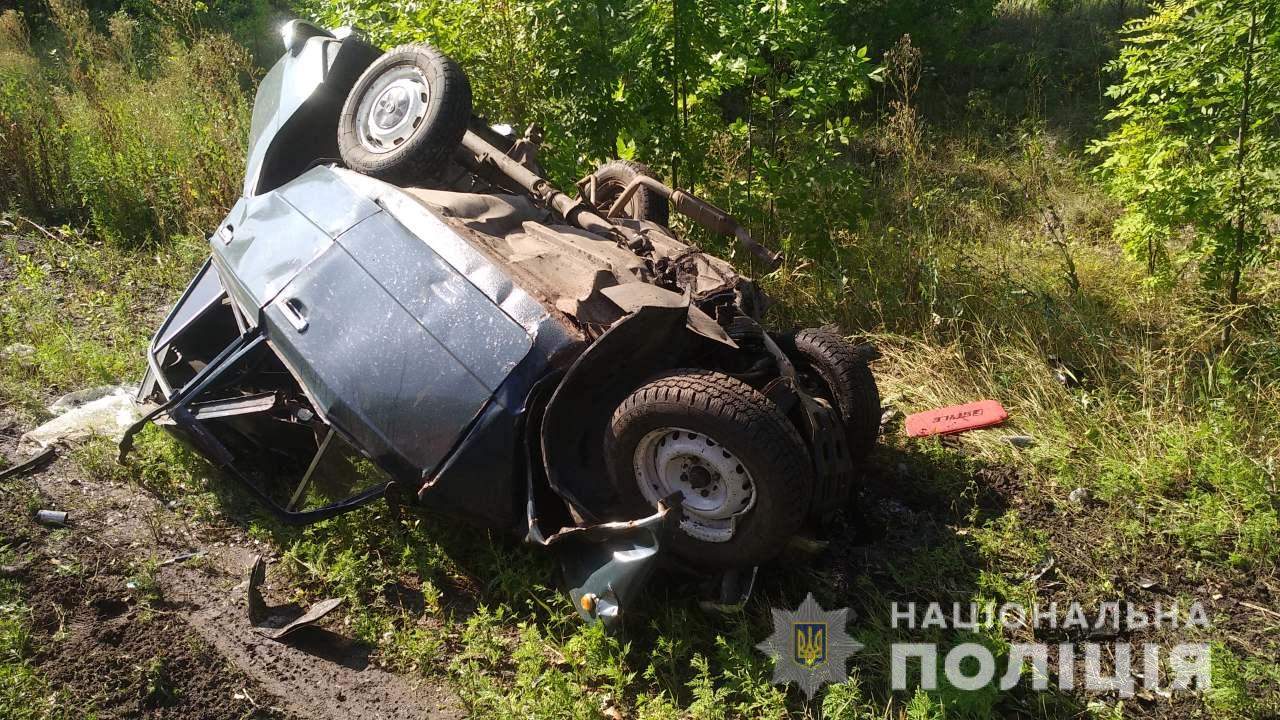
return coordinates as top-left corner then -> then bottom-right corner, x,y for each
0,447 -> 55,480
529,499 -> 676,627
247,555 -> 344,641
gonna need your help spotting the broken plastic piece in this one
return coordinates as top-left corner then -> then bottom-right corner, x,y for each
905,400 -> 1008,437
48,385 -> 129,415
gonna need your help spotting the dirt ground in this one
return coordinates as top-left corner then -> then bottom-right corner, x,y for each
0,411 -> 462,720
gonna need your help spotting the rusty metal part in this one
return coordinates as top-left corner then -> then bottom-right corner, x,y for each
459,129 -> 648,252
404,188 -> 760,333
576,173 -> 599,206
505,123 -> 545,175
603,174 -> 781,267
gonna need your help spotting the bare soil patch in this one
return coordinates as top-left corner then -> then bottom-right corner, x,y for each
0,410 -> 462,720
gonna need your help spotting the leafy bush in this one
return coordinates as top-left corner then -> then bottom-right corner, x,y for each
828,0 -> 998,61
0,11 -> 75,220
1091,0 -> 1279,309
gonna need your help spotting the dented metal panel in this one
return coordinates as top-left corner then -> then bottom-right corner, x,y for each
152,259 -> 225,354
337,211 -> 532,393
262,244 -> 497,474
277,165 -> 381,238
211,193 -> 333,319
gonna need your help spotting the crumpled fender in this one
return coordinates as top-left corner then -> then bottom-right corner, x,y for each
599,283 -> 737,349
519,366 -> 677,628
528,496 -> 677,627
540,302 -> 710,522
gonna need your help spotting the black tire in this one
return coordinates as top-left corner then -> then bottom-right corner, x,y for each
790,328 -> 881,457
588,160 -> 670,225
338,44 -> 471,183
604,369 -> 813,569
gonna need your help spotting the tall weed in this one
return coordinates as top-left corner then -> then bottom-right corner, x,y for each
0,2 -> 253,246
0,11 -> 75,219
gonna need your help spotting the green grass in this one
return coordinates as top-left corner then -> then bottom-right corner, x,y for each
1,1 -> 1278,717
0,226 -> 207,419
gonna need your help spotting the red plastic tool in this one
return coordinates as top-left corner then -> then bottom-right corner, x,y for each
905,400 -> 1008,437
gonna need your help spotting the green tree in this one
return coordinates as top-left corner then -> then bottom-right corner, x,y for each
297,0 -> 880,259
1091,0 -> 1279,322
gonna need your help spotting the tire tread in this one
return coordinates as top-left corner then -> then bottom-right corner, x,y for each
792,328 -> 881,456
606,369 -> 812,568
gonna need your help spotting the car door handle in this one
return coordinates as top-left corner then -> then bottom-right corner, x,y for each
276,296 -> 308,332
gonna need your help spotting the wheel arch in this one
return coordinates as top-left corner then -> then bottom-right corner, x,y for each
541,304 -> 717,522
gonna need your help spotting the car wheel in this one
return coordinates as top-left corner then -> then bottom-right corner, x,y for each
588,160 -> 670,225
789,328 -> 881,457
604,369 -> 813,569
338,44 -> 471,183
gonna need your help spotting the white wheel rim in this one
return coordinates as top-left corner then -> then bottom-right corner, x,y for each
356,66 -> 431,154
633,427 -> 756,543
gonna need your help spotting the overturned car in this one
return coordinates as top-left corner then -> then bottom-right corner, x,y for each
123,22 -> 880,625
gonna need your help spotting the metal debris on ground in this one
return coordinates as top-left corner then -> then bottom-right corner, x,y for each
1026,555 -> 1056,583
34,509 -> 69,526
246,555 -> 343,641
0,446 -> 56,480
1068,487 -> 1090,505
159,551 -> 203,566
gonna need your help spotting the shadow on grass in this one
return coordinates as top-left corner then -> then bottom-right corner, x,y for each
927,0 -> 1145,147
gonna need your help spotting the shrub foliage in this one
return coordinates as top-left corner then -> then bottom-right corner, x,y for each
1091,0 -> 1279,307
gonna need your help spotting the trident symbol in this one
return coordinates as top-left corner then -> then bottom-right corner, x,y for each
795,624 -> 826,668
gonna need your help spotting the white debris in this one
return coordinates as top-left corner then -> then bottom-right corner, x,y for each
1068,487 -> 1090,505
48,385 -> 131,415
20,386 -> 141,451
